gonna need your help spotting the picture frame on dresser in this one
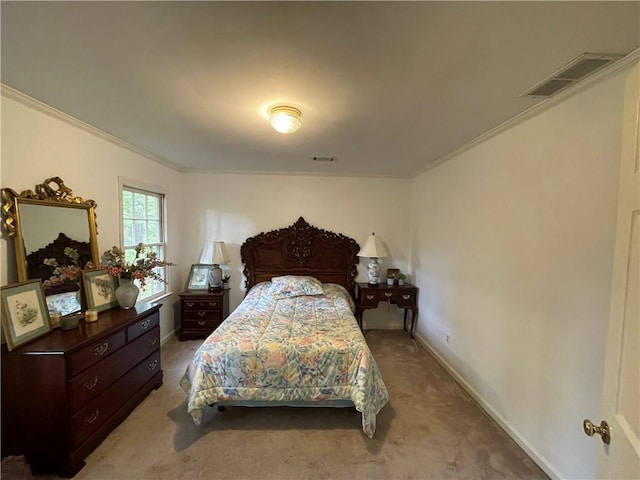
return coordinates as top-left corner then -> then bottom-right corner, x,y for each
82,269 -> 118,312
1,279 -> 51,351
187,263 -> 211,290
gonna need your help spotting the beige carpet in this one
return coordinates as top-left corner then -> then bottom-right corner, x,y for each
51,330 -> 548,479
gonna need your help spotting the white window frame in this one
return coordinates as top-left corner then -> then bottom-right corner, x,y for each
118,178 -> 170,302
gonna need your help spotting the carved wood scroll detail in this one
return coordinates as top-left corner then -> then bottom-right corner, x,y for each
241,217 -> 360,299
2,177 -> 98,236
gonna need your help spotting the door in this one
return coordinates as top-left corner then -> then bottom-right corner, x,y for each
590,65 -> 640,479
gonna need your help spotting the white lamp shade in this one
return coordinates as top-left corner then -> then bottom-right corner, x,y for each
357,233 -> 388,258
200,241 -> 230,265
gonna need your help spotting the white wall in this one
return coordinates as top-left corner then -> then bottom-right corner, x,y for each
0,94 -> 413,337
410,70 -> 627,479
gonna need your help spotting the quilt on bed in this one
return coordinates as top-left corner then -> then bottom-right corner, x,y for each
180,281 -> 389,438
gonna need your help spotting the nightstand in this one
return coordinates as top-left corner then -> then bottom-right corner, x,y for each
178,289 -> 229,341
356,282 -> 419,338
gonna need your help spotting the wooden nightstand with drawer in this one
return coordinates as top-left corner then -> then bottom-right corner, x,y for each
179,289 -> 229,341
356,282 -> 419,338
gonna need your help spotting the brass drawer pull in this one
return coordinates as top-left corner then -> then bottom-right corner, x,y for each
197,311 -> 206,317
384,292 -> 393,298
94,342 -> 109,356
148,359 -> 158,370
366,294 -> 375,300
140,319 -> 151,330
82,376 -> 99,391
186,302 -> 194,307
208,302 -> 217,307
84,409 -> 100,426
198,320 -> 206,326
148,337 -> 158,346
402,294 -> 411,300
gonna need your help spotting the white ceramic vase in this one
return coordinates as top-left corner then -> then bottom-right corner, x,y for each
115,278 -> 139,309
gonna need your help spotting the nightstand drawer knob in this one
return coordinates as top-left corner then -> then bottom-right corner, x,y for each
384,292 -> 393,298
208,302 -> 217,307
198,320 -> 206,326
140,319 -> 151,329
402,294 -> 411,300
186,302 -> 194,307
197,311 -> 206,317
366,294 -> 375,300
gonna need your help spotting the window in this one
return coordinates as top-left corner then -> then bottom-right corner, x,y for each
121,185 -> 167,300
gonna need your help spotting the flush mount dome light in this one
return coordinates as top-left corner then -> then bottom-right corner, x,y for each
269,105 -> 302,134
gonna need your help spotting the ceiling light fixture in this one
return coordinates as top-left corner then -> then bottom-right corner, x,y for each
269,105 -> 302,134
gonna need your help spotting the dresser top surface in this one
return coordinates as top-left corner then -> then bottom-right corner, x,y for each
2,303 -> 161,354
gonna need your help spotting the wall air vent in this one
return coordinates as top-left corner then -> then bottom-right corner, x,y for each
312,156 -> 336,162
523,53 -> 625,98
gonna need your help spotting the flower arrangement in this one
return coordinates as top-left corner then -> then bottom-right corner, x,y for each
103,243 -> 175,288
42,247 -> 83,289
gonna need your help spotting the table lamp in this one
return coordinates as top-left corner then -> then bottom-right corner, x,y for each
357,233 -> 388,286
200,241 -> 230,290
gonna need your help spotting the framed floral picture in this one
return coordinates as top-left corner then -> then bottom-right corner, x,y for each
1,280 -> 51,351
187,264 -> 211,290
83,269 -> 118,312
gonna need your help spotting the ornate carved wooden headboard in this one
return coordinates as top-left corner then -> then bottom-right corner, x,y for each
241,217 -> 360,299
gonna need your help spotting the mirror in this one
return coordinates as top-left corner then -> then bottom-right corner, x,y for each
2,177 -> 99,315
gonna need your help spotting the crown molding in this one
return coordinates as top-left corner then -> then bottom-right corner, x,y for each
414,48 -> 640,177
1,84 -> 181,172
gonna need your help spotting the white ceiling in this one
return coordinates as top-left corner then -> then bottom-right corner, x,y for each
2,1 -> 639,178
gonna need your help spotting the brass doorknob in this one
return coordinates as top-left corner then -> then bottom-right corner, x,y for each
583,418 -> 611,445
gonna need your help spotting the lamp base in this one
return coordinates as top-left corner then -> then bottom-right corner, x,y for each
366,258 -> 381,286
208,264 -> 223,291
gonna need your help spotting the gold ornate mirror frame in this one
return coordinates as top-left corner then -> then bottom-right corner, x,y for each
2,177 -> 100,313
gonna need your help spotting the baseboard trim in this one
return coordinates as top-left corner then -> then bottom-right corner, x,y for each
161,329 -> 177,346
413,333 -> 562,480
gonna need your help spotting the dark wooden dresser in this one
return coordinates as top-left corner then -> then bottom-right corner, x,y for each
1,303 -> 163,477
178,289 -> 229,340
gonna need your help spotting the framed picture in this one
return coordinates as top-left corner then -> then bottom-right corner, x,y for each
1,280 -> 51,351
386,268 -> 400,278
83,269 -> 118,312
187,264 -> 211,290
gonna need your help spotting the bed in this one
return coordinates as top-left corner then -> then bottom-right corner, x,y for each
180,217 -> 389,438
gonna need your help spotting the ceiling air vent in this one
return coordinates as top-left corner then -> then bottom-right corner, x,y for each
312,156 -> 336,162
523,53 -> 625,98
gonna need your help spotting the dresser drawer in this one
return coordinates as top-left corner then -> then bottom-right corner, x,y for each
128,312 -> 160,342
71,349 -> 161,448
69,326 -> 160,411
69,330 -> 127,377
182,308 -> 220,320
359,290 -> 380,306
397,289 -> 417,307
182,317 -> 221,331
379,289 -> 397,303
182,298 -> 221,312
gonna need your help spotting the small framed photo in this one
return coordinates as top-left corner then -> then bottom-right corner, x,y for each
83,269 -> 118,312
1,280 -> 51,351
187,264 -> 211,290
386,268 -> 400,278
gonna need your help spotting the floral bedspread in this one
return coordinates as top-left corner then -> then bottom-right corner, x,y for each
180,282 -> 389,438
